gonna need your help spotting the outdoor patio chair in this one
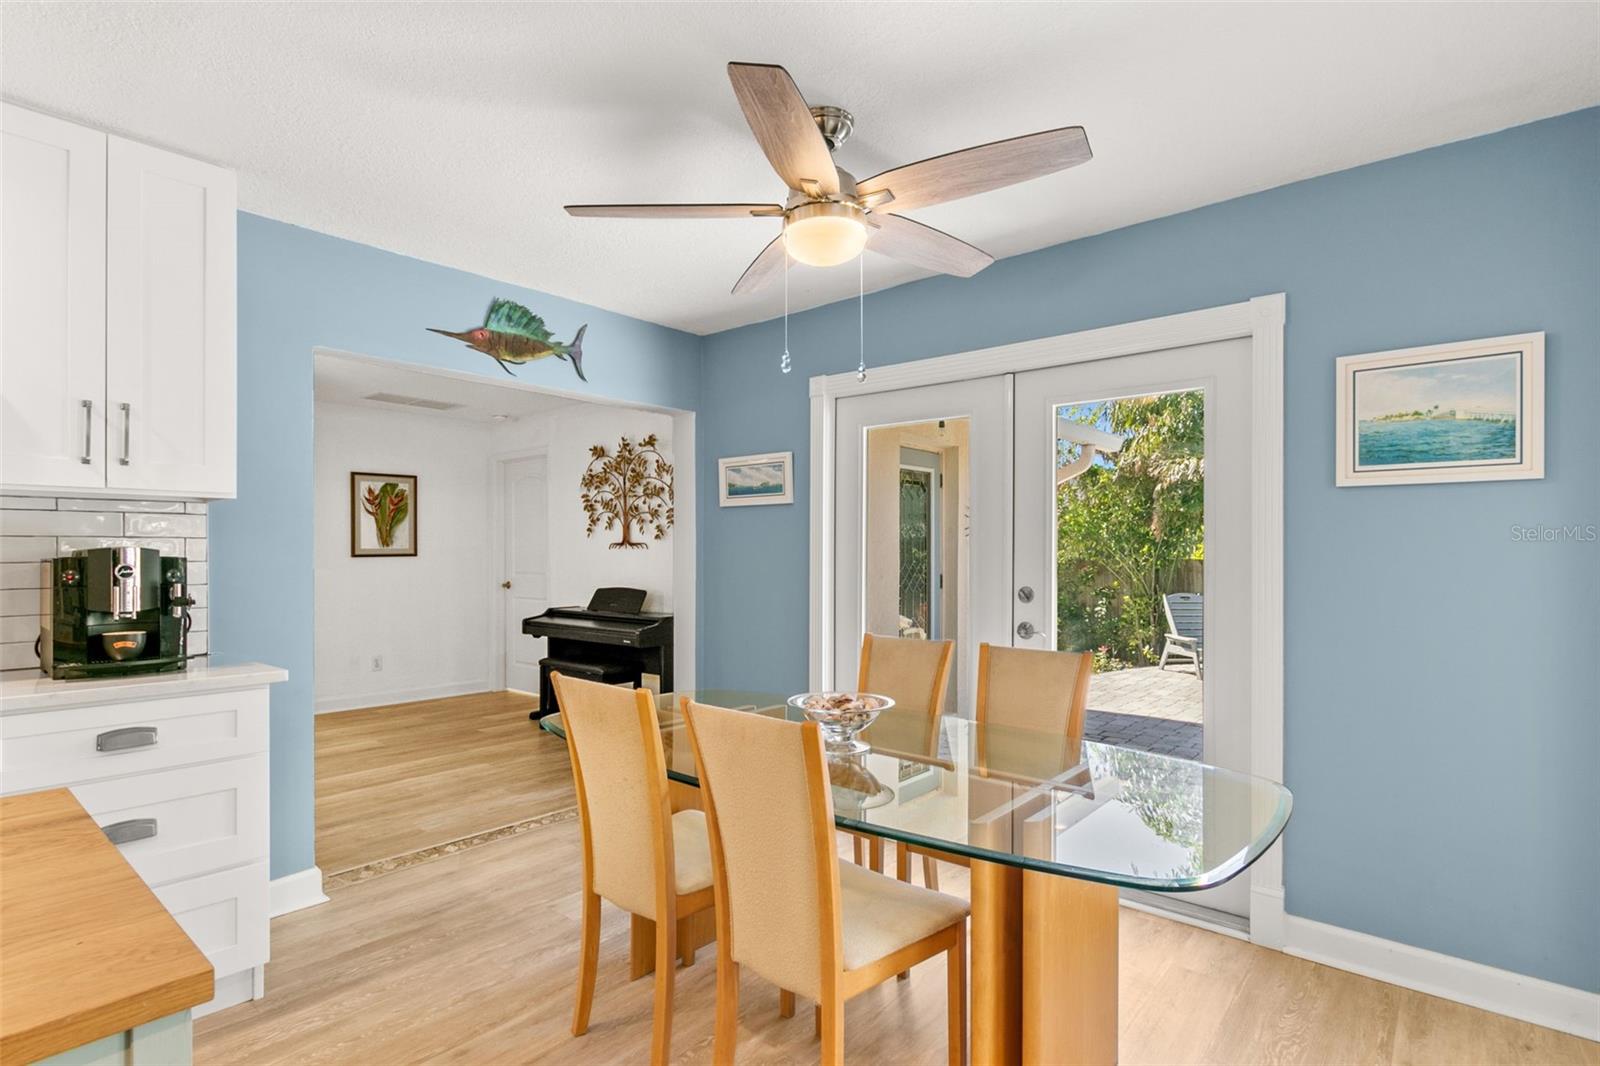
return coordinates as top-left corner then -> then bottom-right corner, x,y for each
1159,592 -> 1204,678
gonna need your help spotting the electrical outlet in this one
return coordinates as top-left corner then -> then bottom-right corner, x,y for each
371,655 -> 383,672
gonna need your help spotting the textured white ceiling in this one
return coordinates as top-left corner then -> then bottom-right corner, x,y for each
4,2 -> 1596,335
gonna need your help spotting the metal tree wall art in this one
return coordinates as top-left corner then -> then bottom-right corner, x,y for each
580,434 -> 674,549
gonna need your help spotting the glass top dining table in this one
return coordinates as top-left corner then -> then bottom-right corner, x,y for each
539,689 -> 1292,894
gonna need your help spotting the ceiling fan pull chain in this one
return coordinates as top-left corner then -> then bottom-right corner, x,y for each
856,253 -> 866,382
781,247 -> 792,374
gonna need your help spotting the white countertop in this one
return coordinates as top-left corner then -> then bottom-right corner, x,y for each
0,660 -> 288,714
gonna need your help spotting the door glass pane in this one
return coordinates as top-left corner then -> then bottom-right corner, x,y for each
1054,390 -> 1204,760
865,420 -> 967,713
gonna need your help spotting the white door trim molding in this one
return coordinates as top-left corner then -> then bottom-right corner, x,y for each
808,294 -> 1288,941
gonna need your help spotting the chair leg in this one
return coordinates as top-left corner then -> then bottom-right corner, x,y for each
819,992 -> 844,1066
1159,641 -> 1170,669
678,913 -> 696,968
572,890 -> 600,1036
947,928 -> 968,1066
651,916 -> 676,1065
713,956 -> 739,1064
923,855 -> 940,891
779,988 -> 795,1018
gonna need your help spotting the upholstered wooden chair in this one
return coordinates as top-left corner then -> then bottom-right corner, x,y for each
898,643 -> 1093,891
849,633 -> 954,872
682,699 -> 969,1066
551,672 -> 715,1066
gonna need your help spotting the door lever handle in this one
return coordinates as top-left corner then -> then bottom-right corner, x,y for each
1016,621 -> 1038,640
501,580 -> 512,589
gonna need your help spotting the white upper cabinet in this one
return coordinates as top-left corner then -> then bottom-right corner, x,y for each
1,104 -> 108,489
0,103 -> 237,499
106,136 -> 237,497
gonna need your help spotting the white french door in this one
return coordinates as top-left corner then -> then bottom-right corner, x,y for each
830,337 -> 1257,922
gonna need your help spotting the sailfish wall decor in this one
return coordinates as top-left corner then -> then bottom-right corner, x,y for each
428,298 -> 588,381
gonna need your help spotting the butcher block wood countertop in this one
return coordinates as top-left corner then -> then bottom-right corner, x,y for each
0,789 -> 212,1065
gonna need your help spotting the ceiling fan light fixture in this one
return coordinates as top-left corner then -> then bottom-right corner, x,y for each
783,201 -> 868,268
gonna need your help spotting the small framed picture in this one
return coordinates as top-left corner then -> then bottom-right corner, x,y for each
1335,333 -> 1544,487
718,451 -> 794,507
351,472 -> 417,556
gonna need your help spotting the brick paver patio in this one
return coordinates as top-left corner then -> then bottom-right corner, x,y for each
1083,665 -> 1203,760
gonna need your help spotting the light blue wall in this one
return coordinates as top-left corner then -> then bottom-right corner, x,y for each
211,215 -> 702,879
696,108 -> 1600,990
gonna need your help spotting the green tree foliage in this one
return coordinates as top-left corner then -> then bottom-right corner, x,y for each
1056,391 -> 1205,664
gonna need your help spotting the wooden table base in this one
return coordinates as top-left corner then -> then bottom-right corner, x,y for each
969,861 -> 1119,1066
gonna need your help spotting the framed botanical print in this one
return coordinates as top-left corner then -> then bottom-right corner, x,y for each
351,472 -> 417,556
718,451 -> 794,507
1335,333 -> 1544,486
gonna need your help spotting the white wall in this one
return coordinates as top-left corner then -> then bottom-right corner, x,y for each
313,401 -> 494,711
493,404 -> 676,613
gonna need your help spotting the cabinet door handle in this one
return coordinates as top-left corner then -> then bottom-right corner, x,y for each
119,402 -> 131,465
102,817 -> 157,845
80,399 -> 94,464
96,725 -> 158,752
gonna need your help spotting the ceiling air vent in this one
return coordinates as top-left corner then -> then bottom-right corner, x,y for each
362,392 -> 463,412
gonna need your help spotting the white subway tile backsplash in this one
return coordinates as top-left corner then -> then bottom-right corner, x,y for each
0,510 -> 122,537
1,615 -> 40,643
1,589 -> 43,617
0,537 -> 56,563
56,536 -> 183,556
125,513 -> 206,538
58,498 -> 186,513
1,563 -> 43,589
2,642 -> 38,671
0,494 -> 211,672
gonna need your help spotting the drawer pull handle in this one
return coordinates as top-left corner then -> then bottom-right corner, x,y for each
102,817 -> 157,845
96,726 -> 158,752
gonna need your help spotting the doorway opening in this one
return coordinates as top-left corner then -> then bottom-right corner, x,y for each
309,348 -> 694,877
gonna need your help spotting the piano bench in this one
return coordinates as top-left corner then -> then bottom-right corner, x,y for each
534,658 -> 643,721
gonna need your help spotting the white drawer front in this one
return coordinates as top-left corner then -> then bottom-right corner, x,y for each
71,755 -> 266,887
154,861 -> 268,984
0,688 -> 267,793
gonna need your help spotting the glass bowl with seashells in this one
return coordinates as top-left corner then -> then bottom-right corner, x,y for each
787,691 -> 895,754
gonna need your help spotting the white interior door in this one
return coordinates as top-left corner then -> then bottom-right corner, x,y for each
1,104 -> 107,490
502,456 -> 548,695
832,376 -> 1011,712
1013,337 -> 1254,919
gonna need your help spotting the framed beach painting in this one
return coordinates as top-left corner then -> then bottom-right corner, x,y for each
1336,333 -> 1544,487
351,472 -> 418,556
718,451 -> 793,507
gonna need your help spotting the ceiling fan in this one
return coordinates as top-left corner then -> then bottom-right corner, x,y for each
565,62 -> 1092,294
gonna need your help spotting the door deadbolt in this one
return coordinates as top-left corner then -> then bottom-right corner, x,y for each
1017,586 -> 1035,603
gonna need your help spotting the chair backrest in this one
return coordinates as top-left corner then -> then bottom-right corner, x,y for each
552,673 -> 672,921
1164,593 -> 1204,639
682,700 -> 840,1003
857,633 -> 953,718
977,643 -> 1093,740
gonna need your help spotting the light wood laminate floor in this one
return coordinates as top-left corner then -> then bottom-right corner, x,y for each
249,692 -> 1599,1064
314,690 -> 567,874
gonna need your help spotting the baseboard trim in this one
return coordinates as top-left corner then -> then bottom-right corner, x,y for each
1282,914 -> 1600,1041
314,681 -> 494,714
269,865 -> 329,918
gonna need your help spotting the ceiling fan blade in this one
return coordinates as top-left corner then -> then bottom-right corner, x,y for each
868,213 -> 993,277
858,127 -> 1091,214
565,203 -> 783,219
727,62 -> 839,197
731,235 -> 788,295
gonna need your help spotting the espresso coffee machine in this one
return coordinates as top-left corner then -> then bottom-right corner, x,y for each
40,546 -> 195,680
